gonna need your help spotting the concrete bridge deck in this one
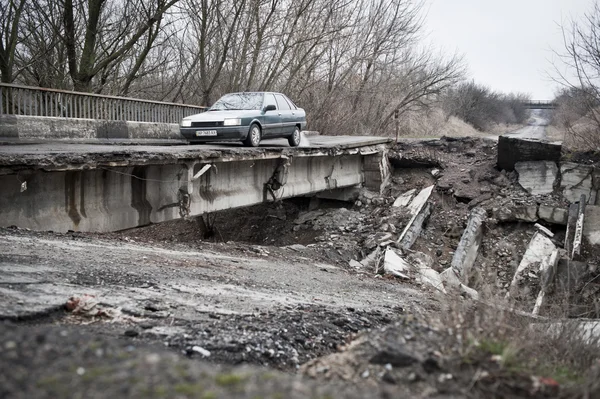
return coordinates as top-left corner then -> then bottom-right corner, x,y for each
0,136 -> 392,232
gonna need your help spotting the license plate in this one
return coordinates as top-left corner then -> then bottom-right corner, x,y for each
196,130 -> 218,137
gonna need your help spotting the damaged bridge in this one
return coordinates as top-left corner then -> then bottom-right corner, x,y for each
0,137 -> 391,232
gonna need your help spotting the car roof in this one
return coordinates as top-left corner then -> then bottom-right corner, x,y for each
224,92 -> 286,96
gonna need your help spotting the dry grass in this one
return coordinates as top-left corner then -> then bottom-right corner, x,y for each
432,293 -> 600,397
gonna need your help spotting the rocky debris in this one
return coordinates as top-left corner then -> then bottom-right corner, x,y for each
515,161 -> 558,195
497,136 -> 561,171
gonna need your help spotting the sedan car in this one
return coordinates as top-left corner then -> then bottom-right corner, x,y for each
180,92 -> 307,147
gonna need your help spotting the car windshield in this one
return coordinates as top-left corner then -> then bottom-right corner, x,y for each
209,93 -> 264,111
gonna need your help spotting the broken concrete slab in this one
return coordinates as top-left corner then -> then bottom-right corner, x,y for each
534,223 -> 554,238
451,207 -> 487,283
398,203 -> 432,251
508,231 -> 556,297
532,249 -> 560,316
440,268 -> 479,300
583,205 -> 600,246
538,205 -> 568,225
560,163 -> 595,204
393,189 -> 416,207
495,205 -> 538,223
383,248 -> 410,279
406,185 -> 434,216
515,161 -> 558,195
572,195 -> 586,260
408,252 -> 446,293
396,186 -> 434,250
497,136 -> 561,171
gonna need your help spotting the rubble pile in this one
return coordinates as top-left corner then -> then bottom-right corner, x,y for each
290,137 -> 600,316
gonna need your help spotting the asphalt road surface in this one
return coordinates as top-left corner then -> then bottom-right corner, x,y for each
503,109 -> 550,140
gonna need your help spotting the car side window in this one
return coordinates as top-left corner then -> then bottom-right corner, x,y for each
283,95 -> 297,110
264,94 -> 277,111
275,94 -> 291,111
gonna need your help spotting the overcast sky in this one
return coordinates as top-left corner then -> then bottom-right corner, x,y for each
422,0 -> 593,99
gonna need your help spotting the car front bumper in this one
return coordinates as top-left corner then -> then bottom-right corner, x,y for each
179,126 -> 248,142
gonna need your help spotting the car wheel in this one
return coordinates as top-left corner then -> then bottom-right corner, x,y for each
288,127 -> 301,147
244,124 -> 261,147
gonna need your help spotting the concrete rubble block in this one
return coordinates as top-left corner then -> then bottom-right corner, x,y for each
497,136 -> 561,172
396,185 -> 435,250
583,205 -> 600,246
508,231 -> 556,297
538,205 -> 568,225
532,249 -> 560,316
408,252 -> 446,293
514,161 -> 558,195
440,268 -> 479,300
393,189 -> 416,207
383,248 -> 410,279
572,195 -> 586,260
360,247 -> 383,272
363,149 -> 391,194
450,207 -> 487,283
534,223 -> 554,238
495,205 -> 538,223
407,185 -> 434,216
564,203 -> 579,254
398,203 -> 432,250
560,162 -> 595,204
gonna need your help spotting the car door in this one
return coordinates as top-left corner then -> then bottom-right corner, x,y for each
274,94 -> 294,135
261,93 -> 281,136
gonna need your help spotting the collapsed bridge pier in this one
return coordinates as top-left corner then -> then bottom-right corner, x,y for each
0,137 -> 391,232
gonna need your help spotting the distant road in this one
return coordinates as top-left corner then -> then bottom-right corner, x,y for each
503,109 -> 550,140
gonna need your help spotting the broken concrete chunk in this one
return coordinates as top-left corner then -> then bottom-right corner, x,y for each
515,161 -> 558,195
508,232 -> 556,297
348,259 -> 363,269
407,185 -> 434,216
495,205 -> 538,223
560,163 -> 595,204
572,195 -> 586,260
534,223 -> 554,238
383,248 -> 410,279
393,189 -> 416,207
538,205 -> 568,225
532,249 -> 560,316
398,202 -> 432,251
451,207 -> 486,283
497,136 -> 561,171
440,268 -> 479,300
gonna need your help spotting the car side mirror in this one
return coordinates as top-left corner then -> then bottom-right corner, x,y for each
263,104 -> 276,112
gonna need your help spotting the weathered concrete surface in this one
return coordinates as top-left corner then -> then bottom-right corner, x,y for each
0,137 -> 392,232
508,232 -> 556,297
397,185 -> 434,250
363,149 -> 392,194
0,114 -> 184,142
451,207 -> 487,283
583,205 -> 600,246
497,136 -> 561,172
514,161 -> 557,195
560,163 -> 596,204
383,248 -> 410,278
392,189 -> 416,207
538,205 -> 568,225
532,249 -> 560,315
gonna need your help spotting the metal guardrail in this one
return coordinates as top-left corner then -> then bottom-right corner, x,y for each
0,83 -> 207,124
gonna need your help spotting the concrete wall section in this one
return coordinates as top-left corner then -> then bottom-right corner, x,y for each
0,154 -> 364,232
0,115 -> 182,142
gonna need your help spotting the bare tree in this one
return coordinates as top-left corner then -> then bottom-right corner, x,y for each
552,2 -> 600,149
0,0 -> 26,83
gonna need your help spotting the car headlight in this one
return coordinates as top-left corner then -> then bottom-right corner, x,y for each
181,119 -> 192,127
223,118 -> 241,126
